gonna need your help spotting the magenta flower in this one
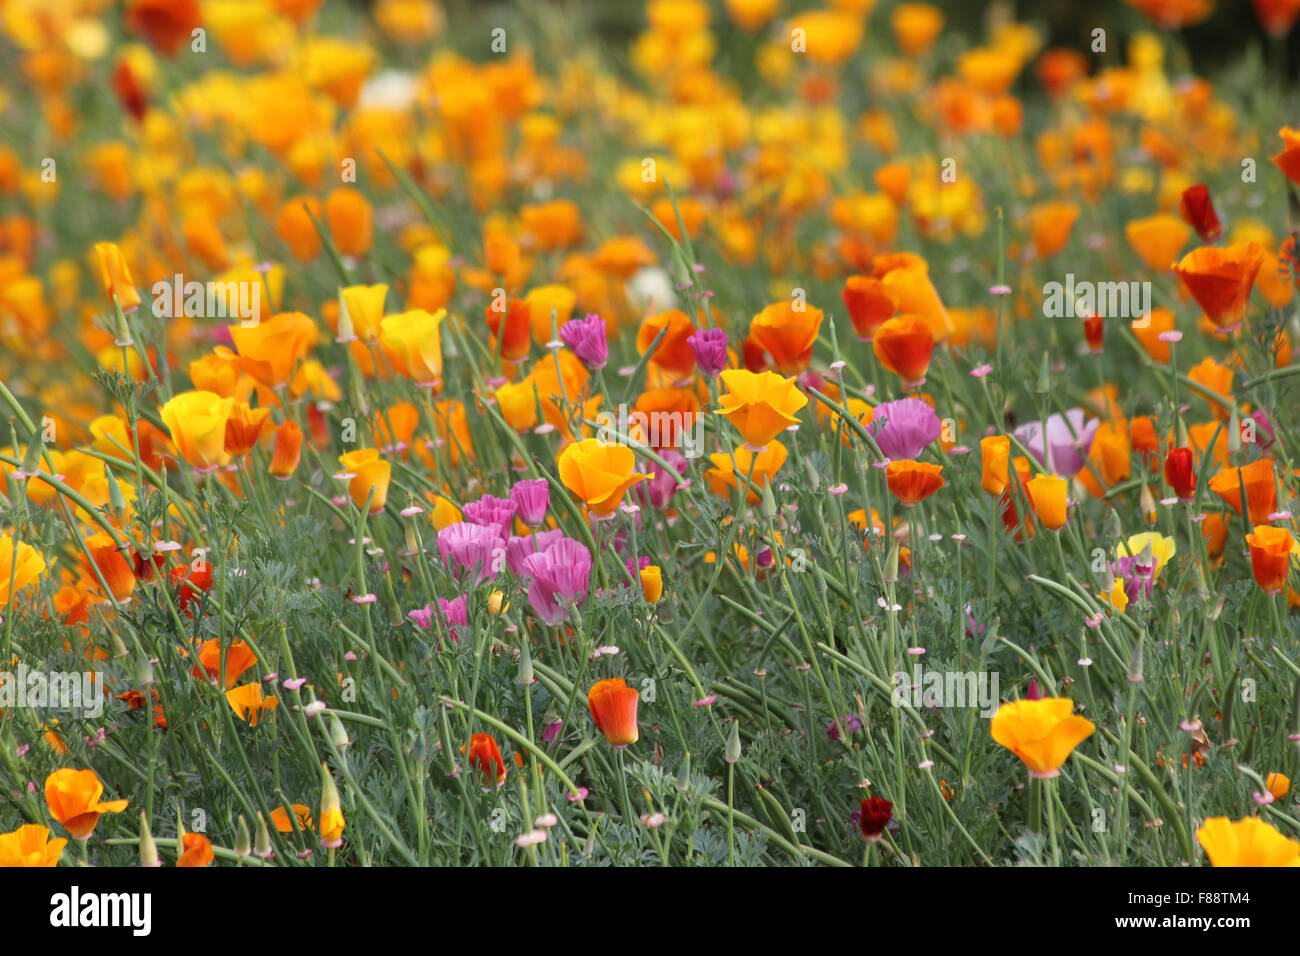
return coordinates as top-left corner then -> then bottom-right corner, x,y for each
632,449 -> 688,510
509,478 -> 550,528
408,595 -> 469,644
520,537 -> 592,626
506,528 -> 565,577
437,522 -> 504,584
462,493 -> 517,540
869,398 -> 941,461
1013,408 -> 1099,478
826,714 -> 863,741
559,314 -> 609,370
686,327 -> 728,378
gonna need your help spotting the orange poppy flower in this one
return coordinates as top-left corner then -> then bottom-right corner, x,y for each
379,309 -> 445,386
81,532 -> 136,601
1209,459 -> 1277,525
990,698 -> 1095,778
872,315 -> 934,387
1124,214 -> 1190,272
842,276 -> 898,341
1246,525 -> 1294,594
337,448 -> 392,513
872,256 -> 953,341
229,311 -> 318,390
716,369 -> 807,451
1202,511 -> 1229,559
339,284 -> 388,343
44,768 -> 128,840
1271,126 -> 1300,187
892,3 -> 945,56
636,309 -> 698,382
196,637 -> 258,689
1026,473 -> 1069,529
1254,0 -> 1300,36
275,197 -> 324,262
225,683 -> 279,726
124,0 -> 202,56
885,459 -> 944,505
93,242 -> 142,313
557,438 -> 650,518
706,440 -> 788,505
981,435 -> 1011,495
325,188 -> 373,258
1027,201 -> 1079,260
748,301 -> 823,375
1172,242 -> 1265,331
268,421 -> 303,479
1131,307 -> 1176,364
271,804 -> 314,832
176,832 -> 214,867
588,678 -> 640,746
223,403 -> 271,458
1187,357 -> 1233,420
0,824 -> 67,867
466,732 -> 507,785
487,298 -> 533,362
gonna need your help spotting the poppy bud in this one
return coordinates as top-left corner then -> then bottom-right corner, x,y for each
516,639 -> 535,686
725,720 -> 742,763
106,464 -> 127,514
328,714 -> 350,751
254,813 -> 274,859
319,763 -> 345,848
139,811 -> 160,867
235,815 -> 251,858
884,540 -> 900,583
1127,637 -> 1144,684
21,433 -> 43,477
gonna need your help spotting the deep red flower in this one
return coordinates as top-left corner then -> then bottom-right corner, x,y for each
1179,184 -> 1222,242
112,60 -> 148,123
170,563 -> 214,617
859,796 -> 893,841
1163,447 -> 1197,501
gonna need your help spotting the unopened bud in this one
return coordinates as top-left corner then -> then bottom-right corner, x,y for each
234,814 -> 251,858
675,754 -> 691,792
884,540 -> 901,583
1127,637 -> 1145,683
328,714 -> 350,750
105,464 -> 126,514
803,456 -> 820,492
21,434 -> 43,476
112,301 -> 133,348
516,639 -> 535,685
137,655 -> 155,686
139,812 -> 160,867
725,720 -> 742,763
254,814 -> 274,859
336,289 -> 355,341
